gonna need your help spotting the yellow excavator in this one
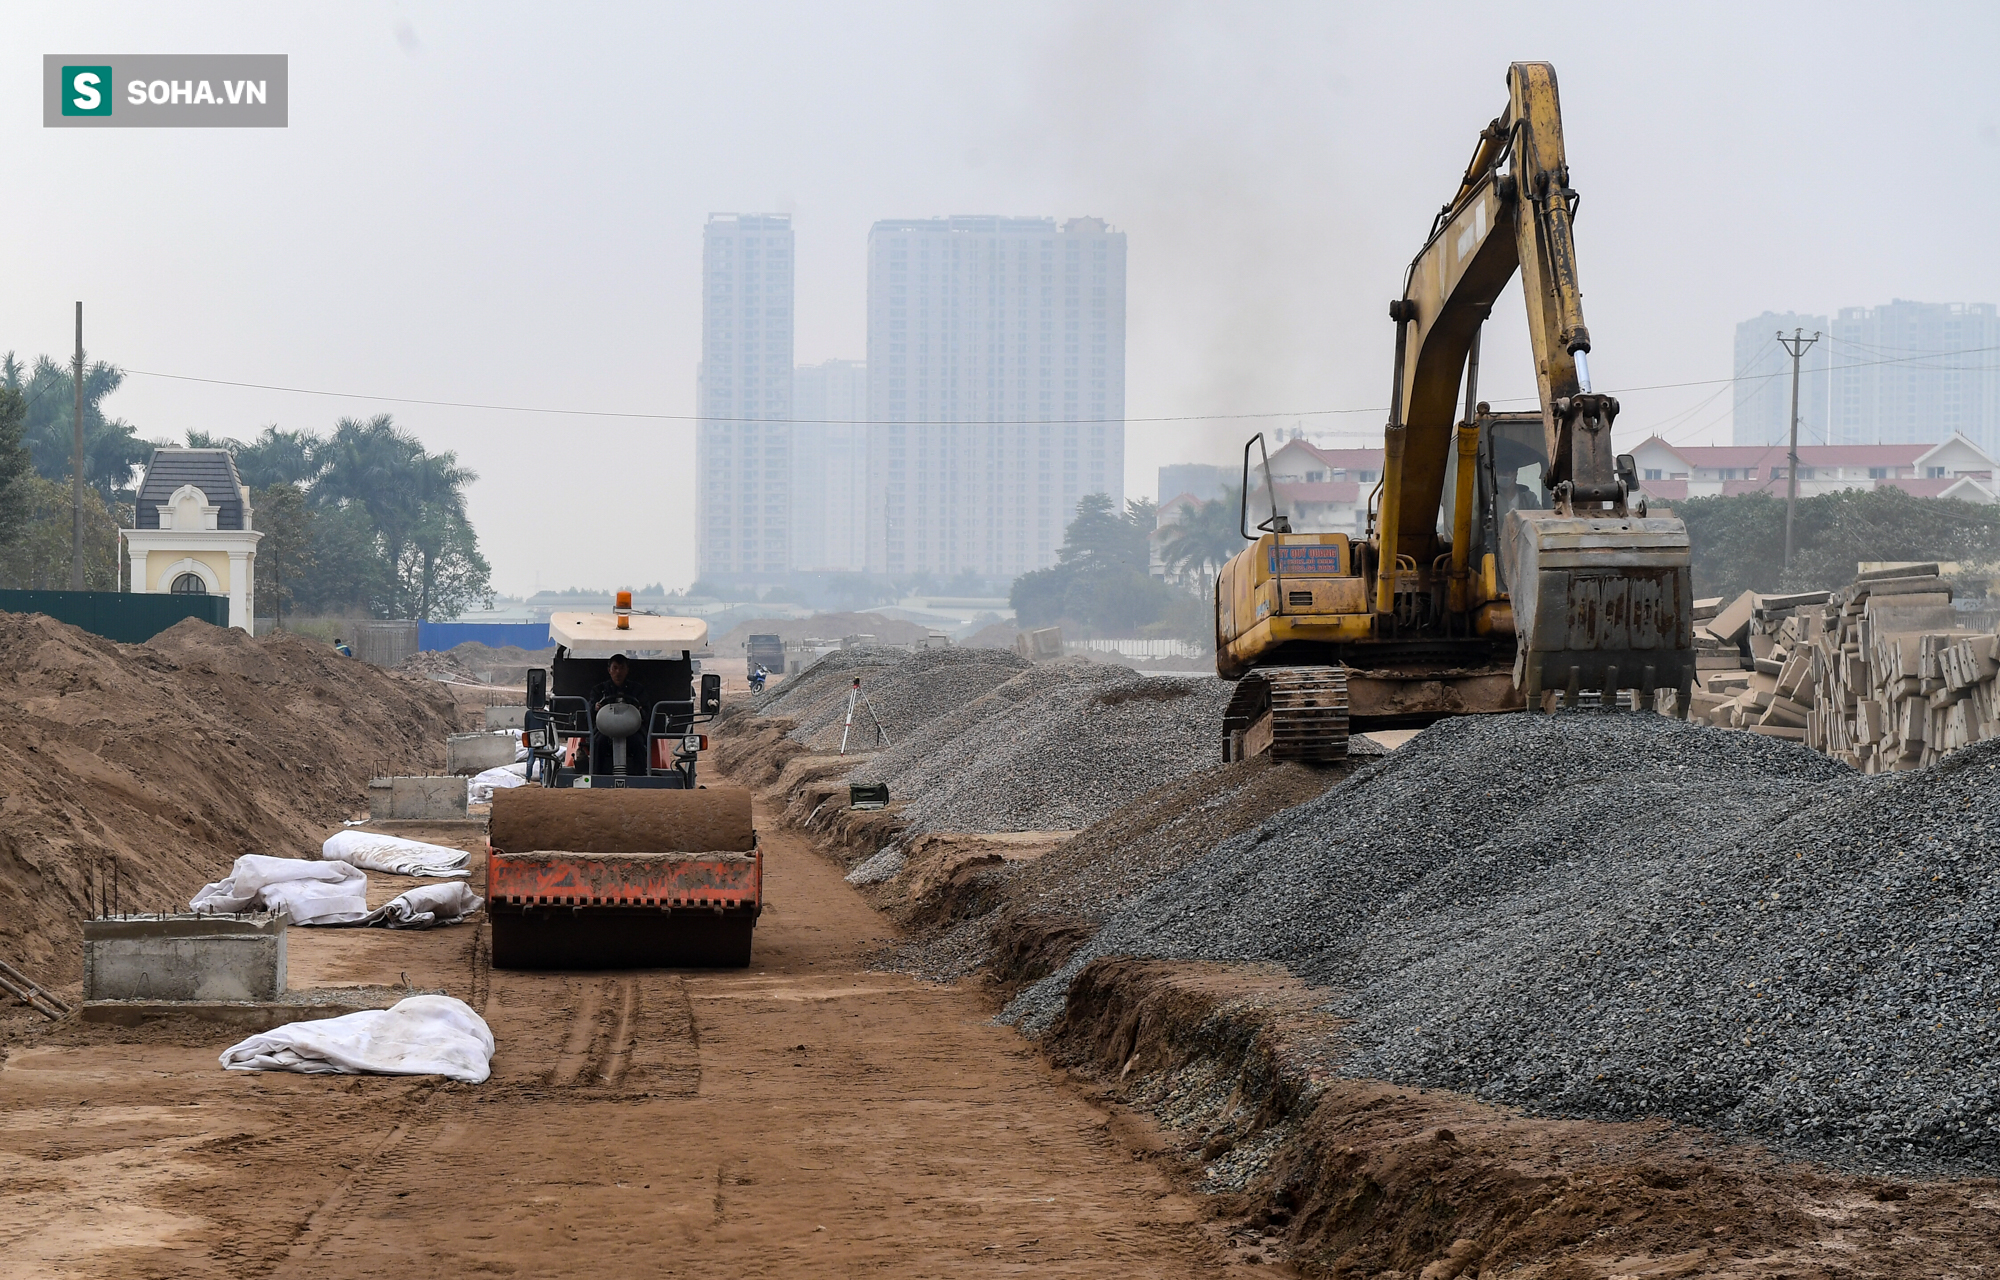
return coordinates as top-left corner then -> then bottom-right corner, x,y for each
1217,61 -> 1695,762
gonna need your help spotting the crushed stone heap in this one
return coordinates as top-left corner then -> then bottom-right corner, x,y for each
852,658 -> 1234,833
772,647 -> 1030,753
1010,712 -> 2000,1173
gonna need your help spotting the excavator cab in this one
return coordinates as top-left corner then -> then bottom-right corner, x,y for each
1451,410 -> 1548,590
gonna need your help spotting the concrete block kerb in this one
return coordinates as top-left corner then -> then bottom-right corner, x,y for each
369,775 -> 470,820
83,912 -> 287,1002
446,731 -> 520,776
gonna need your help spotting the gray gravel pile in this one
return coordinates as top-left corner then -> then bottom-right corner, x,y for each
873,755 -> 1364,985
854,661 -> 1235,833
1010,755 -> 1368,925
778,647 -> 1030,752
1008,713 -> 2000,1172
750,646 -> 909,721
844,845 -> 907,885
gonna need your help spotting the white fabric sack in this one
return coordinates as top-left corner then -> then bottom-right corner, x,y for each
219,994 -> 495,1084
360,882 -> 484,929
190,855 -> 370,925
320,830 -> 471,878
467,763 -> 528,805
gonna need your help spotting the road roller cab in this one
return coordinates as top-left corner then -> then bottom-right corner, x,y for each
524,602 -> 724,791
490,601 -> 758,969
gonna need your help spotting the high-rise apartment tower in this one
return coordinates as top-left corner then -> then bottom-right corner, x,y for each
790,358 -> 868,572
696,213 -> 794,584
865,216 -> 1126,580
1831,300 -> 2000,452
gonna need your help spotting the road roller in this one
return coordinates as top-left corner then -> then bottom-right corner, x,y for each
485,598 -> 760,968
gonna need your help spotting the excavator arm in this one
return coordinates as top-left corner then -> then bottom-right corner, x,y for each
1381,62 -> 1611,576
1375,61 -> 1694,709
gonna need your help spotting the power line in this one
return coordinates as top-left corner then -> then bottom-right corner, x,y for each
115,339 -> 2000,430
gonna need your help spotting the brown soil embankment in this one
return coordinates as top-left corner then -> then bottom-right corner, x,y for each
0,614 -> 456,983
1045,957 -> 2000,1277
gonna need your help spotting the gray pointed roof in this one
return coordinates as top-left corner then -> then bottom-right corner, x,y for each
133,449 -> 248,530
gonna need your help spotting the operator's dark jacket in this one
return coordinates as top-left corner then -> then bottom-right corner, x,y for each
589,678 -> 640,711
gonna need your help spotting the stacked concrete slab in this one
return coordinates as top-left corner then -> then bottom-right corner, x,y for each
1681,589 -> 1830,741
1681,565 -> 2000,772
1803,565 -> 2000,772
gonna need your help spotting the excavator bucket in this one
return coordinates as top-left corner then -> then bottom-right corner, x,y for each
1500,509 -> 1697,709
485,786 -> 760,969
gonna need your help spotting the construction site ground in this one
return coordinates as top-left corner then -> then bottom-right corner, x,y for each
0,805 -> 1273,1280
5,617 -> 1999,1278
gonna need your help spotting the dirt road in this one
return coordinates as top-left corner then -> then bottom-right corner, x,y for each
0,802 -> 1264,1279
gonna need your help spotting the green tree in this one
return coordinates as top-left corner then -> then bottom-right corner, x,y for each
252,482 -> 317,629
310,415 -> 488,619
1010,493 -> 1177,634
1158,489 -> 1246,595
190,426 -> 323,488
1056,494 -> 1155,573
1679,488 -> 2000,598
0,386 -> 32,552
0,474 -> 125,589
293,502 -> 389,616
397,503 -> 491,621
2,352 -> 151,500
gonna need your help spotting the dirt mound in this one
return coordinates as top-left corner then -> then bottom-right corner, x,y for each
962,621 -> 1020,649
0,614 -> 457,984
401,642 -> 552,683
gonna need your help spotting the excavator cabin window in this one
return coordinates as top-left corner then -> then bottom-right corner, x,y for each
1446,412 -> 1550,582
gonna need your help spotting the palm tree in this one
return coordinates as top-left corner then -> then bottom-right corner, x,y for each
311,414 -> 483,618
1159,489 -> 1247,595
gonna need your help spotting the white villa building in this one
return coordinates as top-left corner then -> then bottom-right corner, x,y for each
122,448 -> 262,630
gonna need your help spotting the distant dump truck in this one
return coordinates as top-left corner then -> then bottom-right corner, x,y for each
1014,626 -> 1064,662
745,634 -> 785,680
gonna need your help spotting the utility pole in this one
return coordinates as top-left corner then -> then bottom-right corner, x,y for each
70,302 -> 85,591
1777,326 -> 1820,572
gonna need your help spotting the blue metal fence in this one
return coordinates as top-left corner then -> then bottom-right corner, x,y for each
417,621 -> 551,652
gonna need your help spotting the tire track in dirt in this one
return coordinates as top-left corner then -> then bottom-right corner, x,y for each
280,1122 -> 411,1266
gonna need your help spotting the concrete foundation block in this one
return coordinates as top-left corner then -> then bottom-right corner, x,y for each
83,913 -> 286,1003
369,775 -> 470,820
447,731 -> 520,776
484,705 -> 527,731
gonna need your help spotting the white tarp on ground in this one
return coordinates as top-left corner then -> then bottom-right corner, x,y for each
320,830 -> 471,878
190,855 -> 371,925
468,763 -> 529,805
219,994 -> 495,1084
359,882 -> 484,929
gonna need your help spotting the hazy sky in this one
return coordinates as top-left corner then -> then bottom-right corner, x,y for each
9,2 -> 1999,595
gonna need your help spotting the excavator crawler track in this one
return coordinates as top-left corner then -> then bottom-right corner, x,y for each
1223,666 -> 1350,763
